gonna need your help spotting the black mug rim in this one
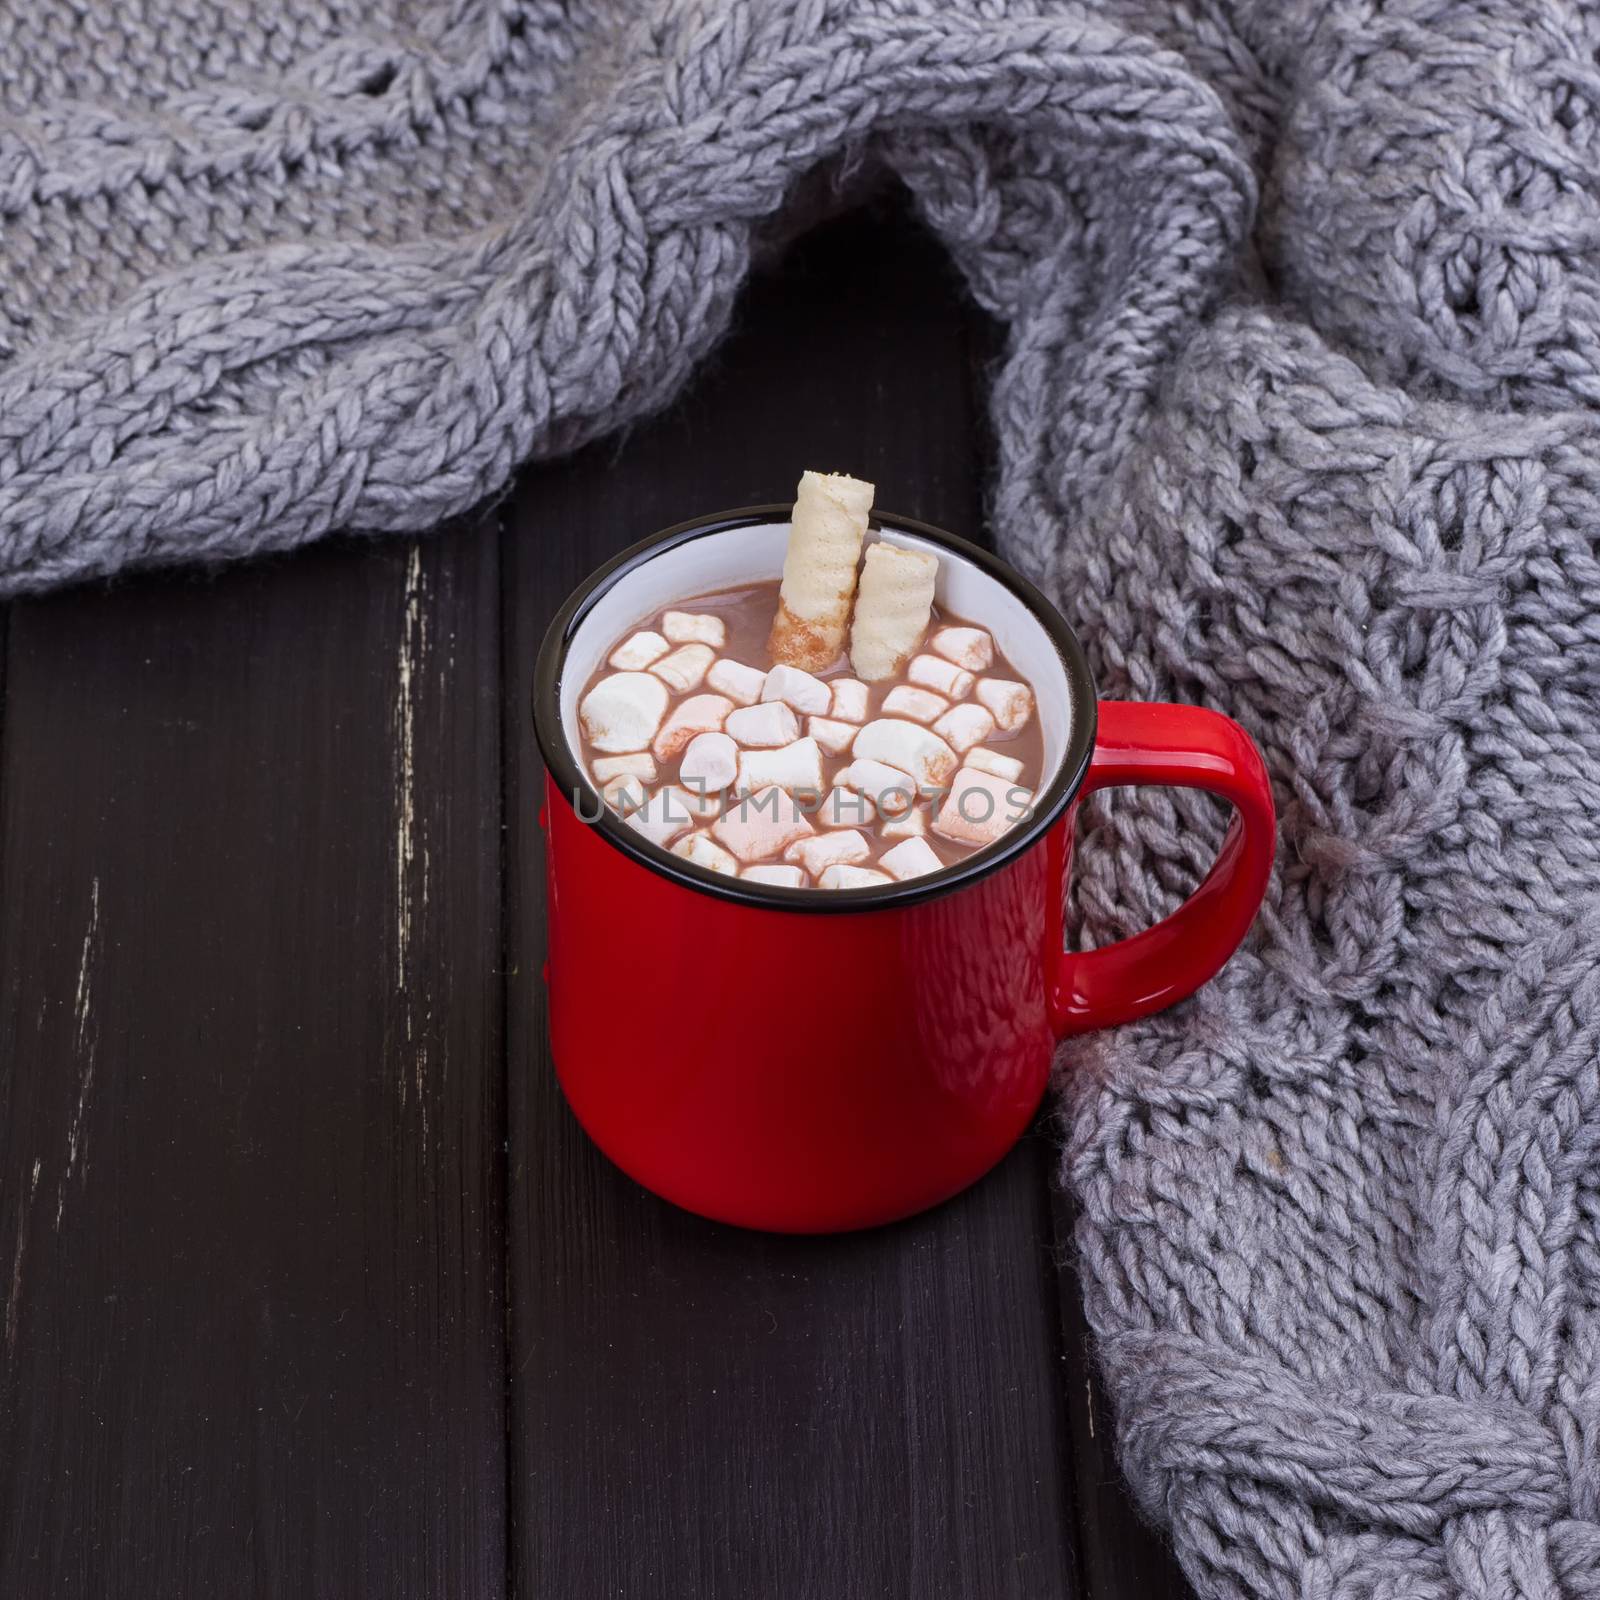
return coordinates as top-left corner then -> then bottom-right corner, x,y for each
532,506 -> 1099,913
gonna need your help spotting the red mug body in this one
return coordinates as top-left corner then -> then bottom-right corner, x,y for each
544,776 -> 1077,1231
535,509 -> 1275,1232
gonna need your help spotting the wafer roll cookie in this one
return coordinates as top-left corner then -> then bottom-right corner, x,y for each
767,471 -> 874,672
848,542 -> 938,681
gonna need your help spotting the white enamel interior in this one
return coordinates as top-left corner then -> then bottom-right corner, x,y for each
559,522 -> 1074,785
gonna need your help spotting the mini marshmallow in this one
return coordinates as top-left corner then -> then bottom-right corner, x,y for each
679,731 -> 739,794
834,759 -> 918,818
965,746 -> 1024,782
662,610 -> 726,648
879,837 -> 944,881
829,678 -> 869,722
881,685 -> 949,724
591,751 -> 658,784
627,785 -> 703,848
932,701 -> 996,754
807,715 -> 857,757
816,784 -> 877,828
879,803 -> 929,839
908,654 -> 974,701
671,831 -> 739,875
933,767 -> 1033,848
785,829 -> 871,878
599,773 -> 648,815
930,626 -> 993,672
706,657 -> 767,706
975,677 -> 1035,732
761,663 -> 832,715
677,785 -> 722,820
818,864 -> 892,890
736,737 -> 824,798
609,630 -> 669,670
851,718 -> 958,789
580,671 -> 670,754
711,787 -> 815,862
650,643 -> 715,692
725,700 -> 800,748
652,693 -> 733,761
741,864 -> 806,889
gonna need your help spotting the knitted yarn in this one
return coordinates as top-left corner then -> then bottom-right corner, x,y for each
7,4 -> 1600,1596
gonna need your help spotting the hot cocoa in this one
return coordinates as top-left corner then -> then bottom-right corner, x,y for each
574,472 -> 1044,887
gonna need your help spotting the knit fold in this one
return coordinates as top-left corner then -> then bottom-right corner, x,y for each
5,4 -> 1600,1596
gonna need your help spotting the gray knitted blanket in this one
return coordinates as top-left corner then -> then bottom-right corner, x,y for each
8,1 -> 1600,1595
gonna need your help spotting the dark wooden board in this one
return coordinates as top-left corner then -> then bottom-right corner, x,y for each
0,526 -> 506,1597
0,193 -> 1193,1600
501,201 -> 1082,1600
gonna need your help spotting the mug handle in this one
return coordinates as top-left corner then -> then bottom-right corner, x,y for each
1050,700 -> 1276,1039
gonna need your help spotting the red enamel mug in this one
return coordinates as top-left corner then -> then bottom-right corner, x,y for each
534,508 -> 1275,1232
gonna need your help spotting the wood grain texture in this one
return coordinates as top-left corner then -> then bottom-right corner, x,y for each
501,201 -> 1081,1600
0,526 -> 506,1598
0,198 -> 1193,1600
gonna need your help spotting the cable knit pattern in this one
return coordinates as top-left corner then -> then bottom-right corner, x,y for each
5,3 -> 1599,1596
